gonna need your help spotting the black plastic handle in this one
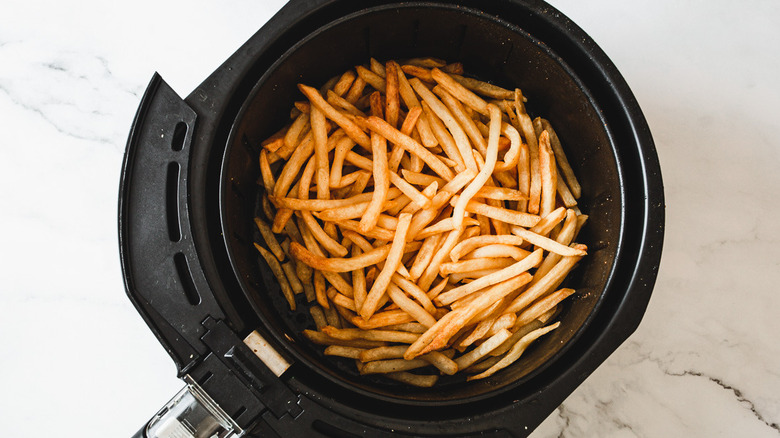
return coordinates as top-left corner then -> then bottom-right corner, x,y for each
119,73 -> 221,373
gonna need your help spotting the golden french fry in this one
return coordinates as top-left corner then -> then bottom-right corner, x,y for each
298,84 -> 371,149
359,124 -> 390,233
281,261 -> 303,295
514,89 -> 541,214
356,65 -> 386,92
537,118 -> 581,199
510,226 -> 587,257
454,197 -> 541,228
361,213 -> 413,319
387,283 -> 437,328
451,103 -> 501,230
321,326 -> 420,344
435,249 -> 542,306
538,130 -> 557,217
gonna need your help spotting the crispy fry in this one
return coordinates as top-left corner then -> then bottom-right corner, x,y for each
298,84 -> 370,149
361,213 -> 413,319
537,118 -> 581,198
451,103 -> 501,230
455,198 -> 541,228
359,128 -> 390,233
362,116 -> 455,180
538,130 -> 557,217
436,249 -> 543,306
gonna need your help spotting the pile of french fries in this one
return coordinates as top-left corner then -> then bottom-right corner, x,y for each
253,57 -> 588,387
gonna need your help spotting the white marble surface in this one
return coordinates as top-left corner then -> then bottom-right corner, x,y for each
1,0 -> 778,436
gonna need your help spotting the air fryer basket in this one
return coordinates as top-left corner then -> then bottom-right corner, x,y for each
223,3 -> 621,405
122,1 -> 663,436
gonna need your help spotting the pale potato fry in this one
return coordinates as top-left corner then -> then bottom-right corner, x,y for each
324,345 -> 364,359
514,288 -> 575,328
454,329 -> 512,370
503,246 -> 586,314
468,322 -> 560,380
461,244 -> 531,261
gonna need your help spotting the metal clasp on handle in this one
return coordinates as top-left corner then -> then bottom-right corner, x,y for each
145,375 -> 244,438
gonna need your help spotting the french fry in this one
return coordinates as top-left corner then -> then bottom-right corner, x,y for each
536,118 -> 581,198
324,345 -> 364,359
361,213 -> 413,319
310,306 -> 328,330
538,130 -> 557,217
455,198 -> 541,228
298,84 -> 371,149
435,249 -> 543,306
513,89 -> 541,214
468,322 -> 560,380
503,246 -> 586,314
451,103 -> 501,230
450,235 -> 526,262
254,218 -> 286,261
254,243 -> 295,310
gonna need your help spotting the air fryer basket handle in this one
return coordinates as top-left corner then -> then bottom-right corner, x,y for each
128,375 -> 244,438
119,73 -> 224,373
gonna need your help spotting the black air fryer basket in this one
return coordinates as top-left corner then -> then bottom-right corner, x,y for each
119,1 -> 664,437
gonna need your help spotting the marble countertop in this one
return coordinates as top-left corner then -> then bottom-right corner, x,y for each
1,0 -> 778,436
